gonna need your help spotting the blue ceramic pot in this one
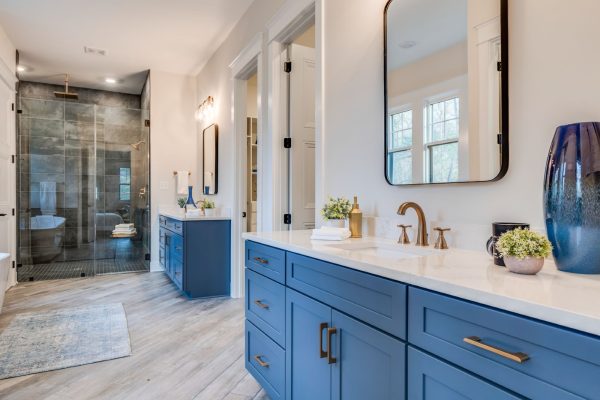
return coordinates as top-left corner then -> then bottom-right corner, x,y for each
544,122 -> 600,274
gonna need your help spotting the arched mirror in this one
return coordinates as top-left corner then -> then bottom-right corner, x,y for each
384,0 -> 508,185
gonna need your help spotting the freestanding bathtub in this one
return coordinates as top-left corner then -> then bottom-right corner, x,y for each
30,216 -> 66,264
0,253 -> 9,314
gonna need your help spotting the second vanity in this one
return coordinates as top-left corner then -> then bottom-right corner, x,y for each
243,230 -> 600,400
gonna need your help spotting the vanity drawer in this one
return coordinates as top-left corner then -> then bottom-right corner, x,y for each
246,269 -> 286,347
166,218 -> 183,235
245,241 -> 286,284
409,288 -> 600,399
286,252 -> 406,339
246,321 -> 285,400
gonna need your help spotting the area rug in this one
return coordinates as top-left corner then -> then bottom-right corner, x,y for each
0,303 -> 131,379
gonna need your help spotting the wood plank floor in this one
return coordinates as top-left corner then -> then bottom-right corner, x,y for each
0,272 -> 269,400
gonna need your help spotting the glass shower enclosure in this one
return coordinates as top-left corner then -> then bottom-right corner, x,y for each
16,81 -> 150,281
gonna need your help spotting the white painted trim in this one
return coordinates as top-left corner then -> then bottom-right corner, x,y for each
230,35 -> 264,299
267,0 -> 315,43
265,0 -> 324,230
0,57 -> 16,92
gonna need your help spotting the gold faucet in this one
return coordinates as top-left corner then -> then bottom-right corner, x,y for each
397,202 -> 428,246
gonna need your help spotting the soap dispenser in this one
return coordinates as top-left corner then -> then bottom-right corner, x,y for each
349,196 -> 363,238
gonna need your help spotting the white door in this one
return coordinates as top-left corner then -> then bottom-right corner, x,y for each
0,79 -> 16,286
288,43 -> 316,230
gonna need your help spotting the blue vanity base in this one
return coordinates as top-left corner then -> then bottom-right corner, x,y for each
243,240 -> 600,400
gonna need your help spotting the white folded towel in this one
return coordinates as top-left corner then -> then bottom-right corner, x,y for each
176,171 -> 189,195
115,223 -> 134,229
310,227 -> 351,241
185,209 -> 202,218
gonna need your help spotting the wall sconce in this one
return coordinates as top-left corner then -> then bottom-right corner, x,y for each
195,95 -> 215,122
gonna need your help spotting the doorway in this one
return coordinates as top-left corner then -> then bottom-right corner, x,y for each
285,23 -> 316,230
246,73 -> 259,233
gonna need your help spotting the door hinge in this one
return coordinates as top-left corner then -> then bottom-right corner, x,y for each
144,119 -> 150,128
284,61 -> 292,73
11,155 -> 15,164
283,138 -> 292,148
12,261 -> 15,269
283,214 -> 292,225
497,133 -> 502,145
11,103 -> 14,111
12,208 -> 15,216
497,61 -> 502,72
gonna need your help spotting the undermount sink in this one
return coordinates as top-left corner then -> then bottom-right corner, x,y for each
324,242 -> 437,259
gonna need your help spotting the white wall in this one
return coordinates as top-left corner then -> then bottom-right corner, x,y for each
0,24 -> 15,75
194,0 -> 283,226
150,70 -> 197,269
322,0 -> 600,249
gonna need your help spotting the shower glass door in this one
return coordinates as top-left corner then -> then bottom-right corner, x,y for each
17,82 -> 150,281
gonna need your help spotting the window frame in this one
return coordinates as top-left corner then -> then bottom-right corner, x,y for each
119,167 -> 131,201
387,106 -> 413,184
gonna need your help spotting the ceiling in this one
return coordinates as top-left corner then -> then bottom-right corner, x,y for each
387,0 -> 467,71
0,0 -> 254,94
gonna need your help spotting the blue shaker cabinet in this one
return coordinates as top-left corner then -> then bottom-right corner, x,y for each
159,215 -> 230,298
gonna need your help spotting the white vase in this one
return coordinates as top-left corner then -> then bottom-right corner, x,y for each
504,256 -> 544,275
204,208 -> 216,217
325,219 -> 346,228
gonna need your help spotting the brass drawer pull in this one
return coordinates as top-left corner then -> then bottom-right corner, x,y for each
253,257 -> 269,265
319,323 -> 328,358
327,327 -> 337,364
463,336 -> 530,363
254,300 -> 269,310
254,355 -> 269,368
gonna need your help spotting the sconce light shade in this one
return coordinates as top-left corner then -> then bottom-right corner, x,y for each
196,96 -> 215,122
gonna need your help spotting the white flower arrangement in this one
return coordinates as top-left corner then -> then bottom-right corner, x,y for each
496,228 -> 553,260
321,196 -> 352,221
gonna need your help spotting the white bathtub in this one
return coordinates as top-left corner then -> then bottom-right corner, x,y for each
30,216 -> 66,263
0,253 -> 9,314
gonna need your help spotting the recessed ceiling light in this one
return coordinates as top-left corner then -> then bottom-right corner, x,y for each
398,40 -> 417,49
17,65 -> 26,72
105,78 -> 117,84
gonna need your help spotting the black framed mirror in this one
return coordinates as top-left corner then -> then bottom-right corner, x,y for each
384,0 -> 508,185
202,123 -> 218,195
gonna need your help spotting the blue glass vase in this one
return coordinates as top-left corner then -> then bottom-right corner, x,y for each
543,122 -> 600,274
186,186 -> 197,208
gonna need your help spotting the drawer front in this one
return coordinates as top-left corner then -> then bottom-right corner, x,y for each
408,347 -> 522,400
245,241 -> 286,284
170,233 -> 184,261
286,252 -> 406,339
159,215 -> 167,228
246,269 -> 286,347
246,321 -> 285,400
409,288 -> 600,399
166,217 -> 183,235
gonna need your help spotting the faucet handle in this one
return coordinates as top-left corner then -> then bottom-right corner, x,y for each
397,224 -> 412,244
434,227 -> 450,250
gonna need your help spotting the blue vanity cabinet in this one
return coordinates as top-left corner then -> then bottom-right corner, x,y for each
408,347 -> 522,400
159,215 -> 230,298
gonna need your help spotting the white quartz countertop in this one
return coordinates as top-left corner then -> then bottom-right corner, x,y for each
159,210 -> 231,221
243,230 -> 600,337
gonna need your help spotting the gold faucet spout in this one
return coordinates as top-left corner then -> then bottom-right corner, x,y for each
397,202 -> 429,246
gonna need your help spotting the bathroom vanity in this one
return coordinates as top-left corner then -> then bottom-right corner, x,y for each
159,212 -> 230,298
243,231 -> 600,400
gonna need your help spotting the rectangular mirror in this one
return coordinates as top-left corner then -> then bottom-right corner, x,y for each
203,124 -> 218,195
385,0 -> 508,185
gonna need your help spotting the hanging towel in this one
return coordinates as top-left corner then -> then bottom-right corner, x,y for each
176,171 -> 189,195
40,181 -> 56,215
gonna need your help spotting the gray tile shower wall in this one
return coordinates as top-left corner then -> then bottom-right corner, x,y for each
17,81 -> 148,268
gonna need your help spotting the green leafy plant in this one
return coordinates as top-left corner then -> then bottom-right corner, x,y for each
496,228 -> 553,260
200,198 -> 215,209
177,197 -> 187,208
321,196 -> 352,220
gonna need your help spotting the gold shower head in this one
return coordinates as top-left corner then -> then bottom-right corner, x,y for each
54,74 -> 79,99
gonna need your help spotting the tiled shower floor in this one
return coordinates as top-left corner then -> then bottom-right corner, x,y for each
17,259 -> 149,281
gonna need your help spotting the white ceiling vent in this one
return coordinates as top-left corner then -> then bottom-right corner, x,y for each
83,46 -> 107,56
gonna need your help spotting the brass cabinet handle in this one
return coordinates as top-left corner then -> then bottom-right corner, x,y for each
463,336 -> 530,363
254,355 -> 269,368
327,327 -> 337,364
319,323 -> 328,358
253,256 -> 269,265
254,299 -> 269,310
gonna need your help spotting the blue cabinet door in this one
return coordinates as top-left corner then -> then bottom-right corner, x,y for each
408,347 -> 523,400
331,310 -> 405,400
286,288 -> 332,400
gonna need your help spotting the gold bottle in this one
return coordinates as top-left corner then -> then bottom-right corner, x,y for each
349,196 -> 363,238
